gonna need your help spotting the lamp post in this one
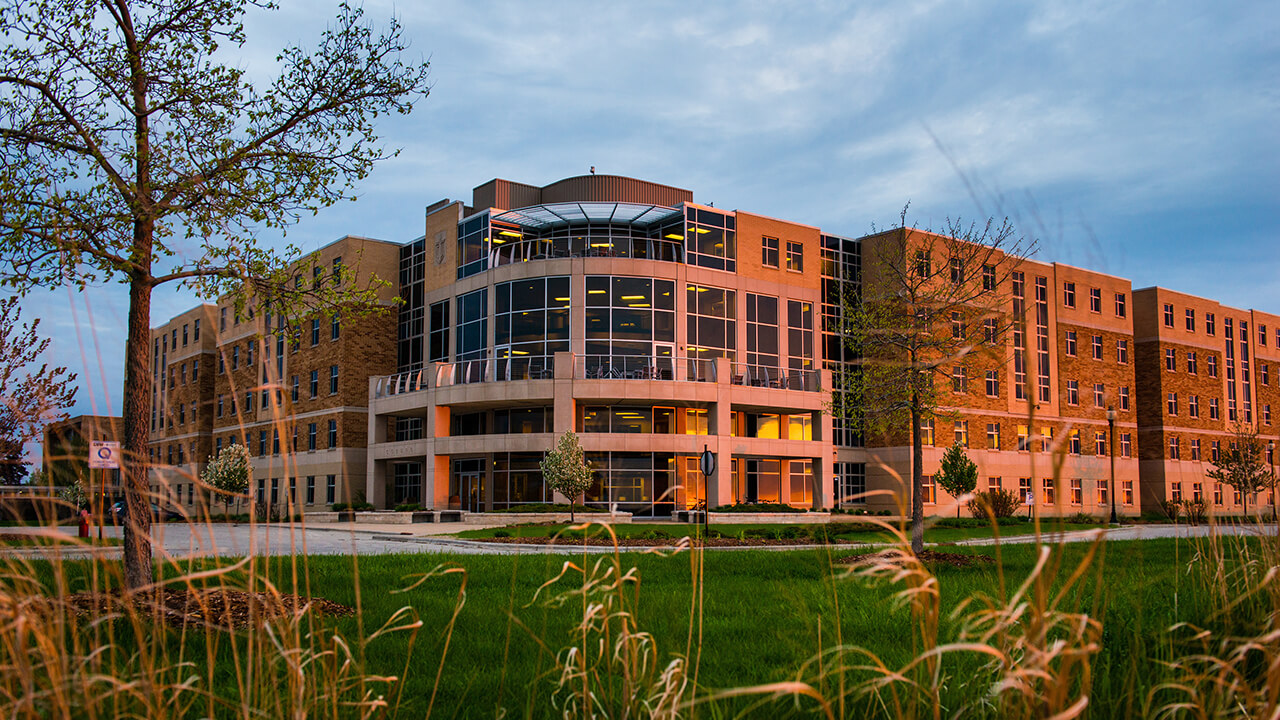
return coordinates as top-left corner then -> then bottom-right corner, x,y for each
1107,406 -> 1118,525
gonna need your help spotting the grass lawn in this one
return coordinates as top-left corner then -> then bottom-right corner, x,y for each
452,518 -> 1107,544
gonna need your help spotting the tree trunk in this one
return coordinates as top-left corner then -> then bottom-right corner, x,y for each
122,274 -> 154,590
910,402 -> 925,556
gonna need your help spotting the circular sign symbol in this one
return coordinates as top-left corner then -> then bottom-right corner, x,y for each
96,447 -> 112,459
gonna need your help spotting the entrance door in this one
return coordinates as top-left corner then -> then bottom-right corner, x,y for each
459,470 -> 484,512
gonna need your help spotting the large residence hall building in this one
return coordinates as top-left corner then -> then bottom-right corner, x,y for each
145,174 -> 1280,518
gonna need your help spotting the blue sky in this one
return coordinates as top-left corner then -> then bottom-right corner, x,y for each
17,0 -> 1280,422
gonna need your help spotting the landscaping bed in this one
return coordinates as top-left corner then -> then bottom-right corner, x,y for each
63,588 -> 354,629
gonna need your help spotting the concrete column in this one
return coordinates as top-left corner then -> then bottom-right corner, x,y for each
366,380 -> 387,508
707,356 -> 734,508
367,459 -> 387,508
550,351 -> 576,504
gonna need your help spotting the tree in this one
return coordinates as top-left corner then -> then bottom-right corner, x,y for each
201,442 -> 250,517
0,296 -> 78,485
842,207 -> 1032,554
541,431 -> 595,522
1206,425 -> 1276,519
0,0 -> 430,589
935,442 -> 978,517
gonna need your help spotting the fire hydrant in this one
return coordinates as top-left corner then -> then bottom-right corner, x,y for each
77,507 -> 90,538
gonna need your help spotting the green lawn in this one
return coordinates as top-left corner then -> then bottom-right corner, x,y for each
14,536 -> 1259,718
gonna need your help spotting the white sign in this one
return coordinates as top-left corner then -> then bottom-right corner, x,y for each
89,441 -> 121,469
1024,491 -> 1034,506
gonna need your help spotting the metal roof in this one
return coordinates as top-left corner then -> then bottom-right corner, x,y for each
490,202 -> 682,230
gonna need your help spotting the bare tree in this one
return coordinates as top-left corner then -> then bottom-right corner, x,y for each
0,0 -> 430,589
842,207 -> 1033,554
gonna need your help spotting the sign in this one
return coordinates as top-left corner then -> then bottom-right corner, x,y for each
89,441 -> 121,469
1024,491 -> 1034,506
699,446 -> 716,477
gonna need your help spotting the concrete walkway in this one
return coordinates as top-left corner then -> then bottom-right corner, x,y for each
3,520 -> 1276,560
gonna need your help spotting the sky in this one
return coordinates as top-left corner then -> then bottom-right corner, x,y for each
13,0 -> 1280,426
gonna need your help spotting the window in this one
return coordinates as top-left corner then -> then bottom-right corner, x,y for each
329,365 -> 339,394
217,395 -> 224,417
1169,436 -> 1180,460
1091,335 -> 1102,360
954,420 -> 969,447
950,257 -> 964,284
1040,426 -> 1053,452
982,264 -> 996,291
1163,303 -> 1174,327
311,318 -> 320,346
951,311 -> 964,339
328,420 -> 338,447
1070,478 -> 1083,505
258,430 -> 268,457
1189,395 -> 1200,418
1069,430 -> 1081,454
1114,292 -> 1126,317
1206,312 -> 1216,335
1261,325 -> 1268,346
920,418 -> 934,446
192,359 -> 199,381
1019,477 -> 1032,502
1190,439 -> 1201,461
1121,433 -> 1132,458
1117,339 -> 1128,363
1187,351 -> 1198,374
193,319 -> 200,341
1167,392 -> 1178,415
1165,348 -> 1177,371
220,307 -> 228,331
685,207 -> 736,271
1065,330 -> 1077,356
231,346 -> 239,370
244,391 -> 254,413
1214,483 -> 1223,505
1089,287 -> 1101,312
1208,355 -> 1218,378
921,476 -> 936,504
291,375 -> 298,402
326,475 -> 336,504
1094,383 -> 1105,407
309,370 -> 319,398
1185,308 -> 1196,331
761,236 -> 779,267
1017,425 -> 1030,451
952,365 -> 967,393
1096,431 -> 1107,455
331,313 -> 340,340
1265,404 -> 1272,426
988,477 -> 1002,493
1066,380 -> 1079,405
1097,478 -> 1109,505
985,370 -> 999,397
1212,441 -> 1221,463
1063,282 -> 1075,308
986,423 -> 1001,450
1262,364 -> 1270,386
308,423 -> 317,450
306,476 -> 316,505
745,293 -> 779,369
1043,479 -> 1055,505
786,241 -> 803,272
983,318 -> 998,344
1171,482 -> 1182,503
1210,398 -> 1220,420
272,429 -> 280,455
914,251 -> 931,278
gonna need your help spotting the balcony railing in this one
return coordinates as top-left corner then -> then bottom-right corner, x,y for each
374,356 -> 822,398
729,363 -> 821,392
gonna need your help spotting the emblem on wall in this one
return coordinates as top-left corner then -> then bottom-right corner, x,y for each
434,231 -> 447,265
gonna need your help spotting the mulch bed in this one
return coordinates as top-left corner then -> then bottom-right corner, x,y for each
475,536 -> 852,548
62,588 -> 355,629
835,549 -> 996,569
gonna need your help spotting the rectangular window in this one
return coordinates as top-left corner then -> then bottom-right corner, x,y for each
1212,441 -> 1221,462
920,418 -> 934,446
1043,479 -> 1055,505
231,346 -> 239,370
762,236 -> 779,268
983,318 -> 998,344
1163,303 -> 1174,327
1210,398 -> 1220,420
217,395 -> 224,417
1096,431 -> 1107,456
1063,282 -> 1075,308
1262,364 -> 1270,386
1114,292 -> 1126,317
1121,433 -> 1132,457
988,477 -> 1001,493
1094,383 -> 1104,407
1206,312 -> 1216,335
308,423 -> 317,450
1208,355 -> 1218,377
1187,351 -> 1198,374
329,365 -> 339,394
1169,436 -> 1180,460
193,319 -> 200,341
306,476 -> 316,505
952,365 -> 967,393
1167,392 -> 1178,415
1123,480 -> 1134,504
328,419 -> 338,448
1117,339 -> 1128,363
982,264 -> 996,291
786,241 -> 803,272
951,311 -> 964,339
331,313 -> 340,341
1261,325 -> 1268,346
311,318 -> 320,346
1214,483 -> 1223,505
309,370 -> 319,398
954,420 -> 969,447
1069,430 -> 1081,454
1185,308 -> 1196,331
1065,330 -> 1077,356
326,475 -> 336,504
950,257 -> 964,284
1189,395 -> 1200,417
1091,335 -> 1102,360
1019,477 -> 1032,502
987,423 -> 1001,450
1070,478 -> 1082,505
1096,478 -> 1108,505
985,370 -> 999,397
1190,439 -> 1201,461
220,307 -> 228,331
1017,425 -> 1030,451
1067,379 -> 1079,405
1089,287 -> 1101,312
1166,348 -> 1177,371
291,375 -> 299,402
182,323 -> 189,346
1171,482 -> 1182,503
1265,404 -> 1272,426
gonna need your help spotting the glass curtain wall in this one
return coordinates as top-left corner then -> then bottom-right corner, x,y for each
788,300 -> 815,389
585,276 -> 676,378
584,452 -> 676,515
745,293 -> 780,385
495,276 -> 570,379
492,453 -> 551,508
685,207 -> 736,272
686,285 -> 737,380
397,237 -> 426,371
457,214 -> 490,279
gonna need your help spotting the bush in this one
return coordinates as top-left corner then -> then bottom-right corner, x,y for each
711,503 -> 807,513
967,489 -> 1021,519
491,529 -> 511,538
331,503 -> 348,512
1182,498 -> 1207,525
637,529 -> 671,540
1066,512 -> 1096,524
393,502 -> 422,512
1161,499 -> 1182,522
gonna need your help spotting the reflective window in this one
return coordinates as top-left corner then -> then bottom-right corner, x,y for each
746,294 -> 779,369
686,284 -> 736,373
496,276 -> 569,378
492,453 -> 551,508
428,300 -> 449,363
456,289 -> 488,361
685,208 -> 736,272
585,276 -> 675,377
457,214 -> 490,279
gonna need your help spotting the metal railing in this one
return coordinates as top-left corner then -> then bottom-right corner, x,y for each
575,355 -> 716,382
729,363 -> 821,392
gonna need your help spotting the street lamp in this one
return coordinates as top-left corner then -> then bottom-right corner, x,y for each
1107,406 -> 1118,525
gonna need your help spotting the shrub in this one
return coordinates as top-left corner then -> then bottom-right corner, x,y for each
637,529 -> 670,540
1066,512 -> 1096,524
967,489 -> 1021,519
1161,499 -> 1182,522
393,502 -> 421,512
331,502 -> 349,512
1182,498 -> 1207,525
491,529 -> 511,538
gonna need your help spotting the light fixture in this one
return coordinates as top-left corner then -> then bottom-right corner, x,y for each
619,295 -> 645,300
498,230 -> 522,238
665,233 -> 684,240
693,228 -> 710,234
588,290 -> 606,294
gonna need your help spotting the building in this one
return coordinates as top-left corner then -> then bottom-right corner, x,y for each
147,235 -> 401,512
138,173 -> 1278,518
43,414 -> 124,493
1134,288 -> 1280,512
